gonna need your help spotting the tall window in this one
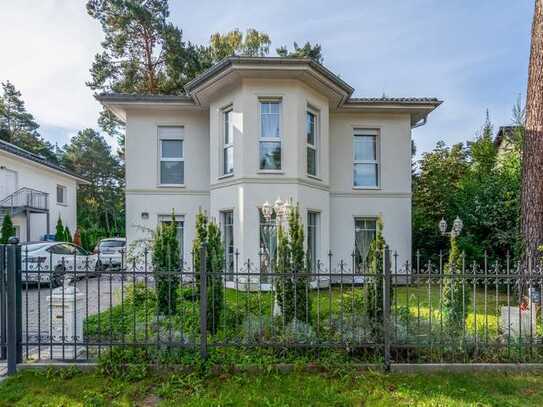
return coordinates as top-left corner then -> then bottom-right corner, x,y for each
259,209 -> 276,282
223,109 -> 234,175
353,129 -> 379,188
221,210 -> 234,280
354,218 -> 377,272
159,126 -> 184,185
56,185 -> 67,204
306,110 -> 318,176
307,211 -> 320,272
158,214 -> 184,262
259,100 -> 281,170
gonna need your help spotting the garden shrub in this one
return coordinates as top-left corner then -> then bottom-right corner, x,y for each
442,234 -> 470,335
192,210 -> 224,334
0,213 -> 15,244
275,205 -> 312,324
152,212 -> 181,315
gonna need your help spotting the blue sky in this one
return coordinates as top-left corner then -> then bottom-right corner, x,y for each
0,1 -> 535,157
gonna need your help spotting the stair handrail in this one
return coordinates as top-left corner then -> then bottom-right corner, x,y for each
0,187 -> 49,210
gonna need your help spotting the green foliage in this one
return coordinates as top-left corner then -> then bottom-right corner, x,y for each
0,81 -> 58,162
1,214 -> 15,244
191,210 -> 224,334
364,218 -> 390,335
413,109 -> 522,262
276,42 -> 323,62
60,128 -> 125,242
441,235 -> 470,335
275,204 -> 312,324
152,211 -> 180,315
207,28 -> 271,62
64,226 -> 72,243
55,217 -> 65,241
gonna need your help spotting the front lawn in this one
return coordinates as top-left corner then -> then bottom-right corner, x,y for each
0,367 -> 542,406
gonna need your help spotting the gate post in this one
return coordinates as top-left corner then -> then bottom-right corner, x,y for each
199,242 -> 208,360
6,237 -> 22,375
382,244 -> 391,372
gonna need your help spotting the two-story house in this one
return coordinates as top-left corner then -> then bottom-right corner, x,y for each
0,139 -> 88,241
98,56 -> 441,282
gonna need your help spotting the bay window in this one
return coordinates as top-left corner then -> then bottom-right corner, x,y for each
306,110 -> 318,176
353,129 -> 379,188
259,100 -> 281,170
223,109 -> 234,175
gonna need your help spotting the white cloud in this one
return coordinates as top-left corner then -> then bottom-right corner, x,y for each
0,0 -> 103,135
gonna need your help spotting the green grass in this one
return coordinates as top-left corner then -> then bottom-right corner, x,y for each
1,368 -> 543,406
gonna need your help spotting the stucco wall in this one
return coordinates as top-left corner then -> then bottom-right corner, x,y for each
0,152 -> 78,241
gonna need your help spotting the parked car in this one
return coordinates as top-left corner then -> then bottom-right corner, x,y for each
21,242 -> 102,287
94,238 -> 126,269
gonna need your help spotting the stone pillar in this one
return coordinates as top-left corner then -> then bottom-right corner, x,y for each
47,286 -> 85,359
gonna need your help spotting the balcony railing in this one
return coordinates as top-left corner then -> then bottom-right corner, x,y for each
0,187 -> 49,211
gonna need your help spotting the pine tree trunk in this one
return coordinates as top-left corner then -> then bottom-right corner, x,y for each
521,0 -> 543,268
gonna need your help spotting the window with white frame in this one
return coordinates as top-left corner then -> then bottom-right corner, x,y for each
307,211 -> 320,272
159,126 -> 184,185
56,184 -> 67,205
158,214 -> 184,261
259,100 -> 281,170
354,218 -> 377,272
221,210 -> 234,280
306,109 -> 318,176
353,129 -> 379,188
223,108 -> 234,175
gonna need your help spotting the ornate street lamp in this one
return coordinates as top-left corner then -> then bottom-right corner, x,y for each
439,216 -> 463,238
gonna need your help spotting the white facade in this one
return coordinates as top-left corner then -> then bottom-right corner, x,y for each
0,142 -> 86,242
99,57 -> 441,276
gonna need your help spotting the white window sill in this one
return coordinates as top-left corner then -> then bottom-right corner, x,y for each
257,170 -> 284,175
56,202 -> 68,207
218,173 -> 234,180
353,186 -> 381,191
157,184 -> 186,188
307,174 -> 322,181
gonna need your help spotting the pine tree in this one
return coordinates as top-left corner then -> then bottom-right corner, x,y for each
1,214 -> 15,244
55,217 -> 65,241
152,212 -> 180,315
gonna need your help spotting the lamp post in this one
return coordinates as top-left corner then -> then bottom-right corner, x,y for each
438,216 -> 463,238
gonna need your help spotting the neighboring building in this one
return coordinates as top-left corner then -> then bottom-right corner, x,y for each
97,56 -> 441,282
494,125 -> 521,157
0,140 -> 88,241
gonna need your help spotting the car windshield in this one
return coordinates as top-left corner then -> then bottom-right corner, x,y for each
99,240 -> 125,248
22,243 -> 51,252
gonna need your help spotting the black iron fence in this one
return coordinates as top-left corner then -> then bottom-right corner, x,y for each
1,240 -> 543,376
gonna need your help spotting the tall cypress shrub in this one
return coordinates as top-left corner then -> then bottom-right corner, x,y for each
275,204 -> 311,324
364,218 -> 390,335
64,226 -> 72,243
442,235 -> 468,335
152,212 -> 180,315
55,217 -> 65,241
1,214 -> 15,244
191,210 -> 224,334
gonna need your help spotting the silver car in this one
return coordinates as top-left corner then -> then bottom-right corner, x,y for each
95,238 -> 126,269
21,242 -> 101,287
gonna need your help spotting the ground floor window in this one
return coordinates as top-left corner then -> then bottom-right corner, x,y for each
158,214 -> 184,263
259,209 -> 276,279
221,210 -> 234,280
354,217 -> 377,272
307,211 -> 319,272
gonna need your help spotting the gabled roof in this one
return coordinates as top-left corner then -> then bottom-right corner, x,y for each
0,139 -> 89,184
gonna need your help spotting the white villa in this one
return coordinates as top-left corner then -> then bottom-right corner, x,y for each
0,140 -> 88,242
97,56 -> 441,278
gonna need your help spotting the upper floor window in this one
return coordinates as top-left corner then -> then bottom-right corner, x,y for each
306,110 -> 318,176
259,100 -> 281,170
159,126 -> 184,185
353,129 -> 379,188
223,109 -> 234,175
56,185 -> 67,205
